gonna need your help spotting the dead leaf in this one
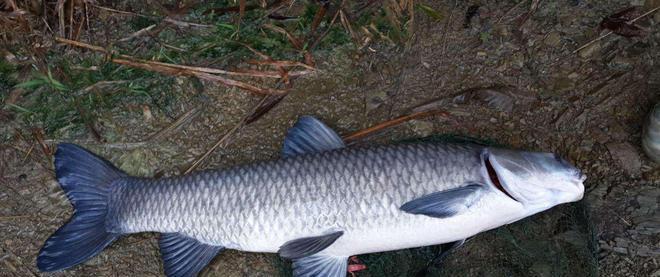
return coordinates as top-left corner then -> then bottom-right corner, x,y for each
600,6 -> 647,37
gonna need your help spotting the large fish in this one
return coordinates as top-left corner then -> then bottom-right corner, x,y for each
37,116 -> 586,277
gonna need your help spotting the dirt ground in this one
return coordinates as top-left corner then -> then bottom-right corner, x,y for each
1,0 -> 659,276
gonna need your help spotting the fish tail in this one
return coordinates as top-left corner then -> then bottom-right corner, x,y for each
37,143 -> 126,272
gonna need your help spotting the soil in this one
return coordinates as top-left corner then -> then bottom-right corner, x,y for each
1,0 -> 659,277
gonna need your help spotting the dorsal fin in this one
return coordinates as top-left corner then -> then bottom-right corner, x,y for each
282,116 -> 345,157
159,233 -> 224,277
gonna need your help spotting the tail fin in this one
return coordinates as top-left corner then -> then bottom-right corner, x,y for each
37,143 -> 126,272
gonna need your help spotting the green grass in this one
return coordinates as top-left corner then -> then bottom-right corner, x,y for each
0,59 -> 17,95
6,0 -> 414,138
11,56 -> 177,136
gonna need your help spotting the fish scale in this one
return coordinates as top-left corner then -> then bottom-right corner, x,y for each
107,143 -> 482,251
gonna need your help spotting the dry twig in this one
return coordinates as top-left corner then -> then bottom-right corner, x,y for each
343,110 -> 450,143
54,37 -> 313,95
572,6 -> 660,54
183,96 -> 271,174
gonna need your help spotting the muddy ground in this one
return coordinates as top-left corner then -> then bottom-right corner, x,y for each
1,0 -> 659,276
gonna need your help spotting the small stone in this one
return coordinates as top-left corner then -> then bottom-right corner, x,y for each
409,120 -> 434,137
568,72 -> 579,79
651,268 -> 660,277
606,142 -> 642,176
578,41 -> 601,59
614,237 -> 630,248
142,105 -> 154,122
530,262 -> 553,277
366,90 -> 388,111
612,246 -> 628,254
579,139 -> 594,152
543,31 -> 562,47
635,245 -> 660,257
511,52 -> 525,68
643,167 -> 660,182
644,0 -> 660,10
552,76 -> 575,92
608,55 -> 634,71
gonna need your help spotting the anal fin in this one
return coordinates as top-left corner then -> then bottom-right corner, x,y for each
293,255 -> 348,277
159,233 -> 224,277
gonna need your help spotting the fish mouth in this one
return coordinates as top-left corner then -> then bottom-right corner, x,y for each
485,155 -> 519,203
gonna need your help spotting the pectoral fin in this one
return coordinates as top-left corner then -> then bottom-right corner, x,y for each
292,255 -> 348,277
400,184 -> 485,218
278,231 -> 344,259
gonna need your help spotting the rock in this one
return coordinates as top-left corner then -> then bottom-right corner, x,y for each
643,167 -> 660,182
635,245 -> 660,257
645,0 -> 660,10
511,52 -> 525,68
366,90 -> 388,111
530,262 -> 553,277
608,55 -> 634,71
543,31 -> 562,47
552,76 -> 575,92
606,142 -> 642,176
409,120 -> 434,137
614,237 -> 630,248
117,149 -> 157,177
578,41 -> 601,59
612,246 -> 628,254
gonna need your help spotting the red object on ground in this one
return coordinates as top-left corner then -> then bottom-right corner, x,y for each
347,256 -> 367,276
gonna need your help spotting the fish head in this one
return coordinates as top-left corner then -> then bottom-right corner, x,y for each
482,148 -> 586,210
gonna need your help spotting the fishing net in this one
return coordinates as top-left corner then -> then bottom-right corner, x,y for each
267,135 -> 598,277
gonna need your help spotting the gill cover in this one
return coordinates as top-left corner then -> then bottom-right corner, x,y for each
483,148 -> 585,209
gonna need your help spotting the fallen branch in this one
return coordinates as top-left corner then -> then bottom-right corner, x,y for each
89,3 -> 213,28
263,23 -> 304,50
190,72 -> 287,95
55,37 -> 303,95
342,110 -> 450,143
572,6 -> 660,54
146,107 -> 203,142
118,24 -> 157,42
81,80 -> 130,93
183,96 -> 272,174
246,59 -> 316,70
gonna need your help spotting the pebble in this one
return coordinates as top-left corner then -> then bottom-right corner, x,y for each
366,90 -> 388,111
409,120 -> 434,137
606,142 -> 642,176
578,41 -> 601,59
543,31 -> 562,47
608,55 -> 634,71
